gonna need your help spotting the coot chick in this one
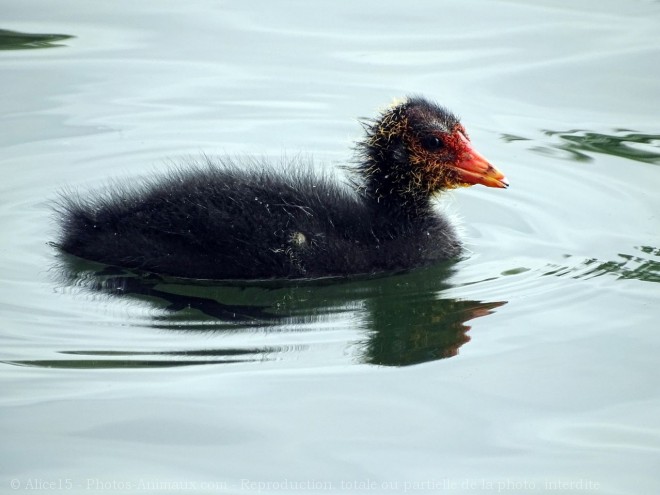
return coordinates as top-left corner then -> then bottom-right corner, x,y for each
56,97 -> 507,280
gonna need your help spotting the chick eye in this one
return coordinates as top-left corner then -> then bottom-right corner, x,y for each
421,135 -> 444,151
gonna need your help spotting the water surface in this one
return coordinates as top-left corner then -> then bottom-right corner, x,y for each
1,0 -> 659,493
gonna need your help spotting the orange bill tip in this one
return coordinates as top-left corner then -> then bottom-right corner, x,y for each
452,132 -> 508,189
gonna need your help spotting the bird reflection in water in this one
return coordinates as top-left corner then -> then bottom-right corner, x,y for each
46,253 -> 505,368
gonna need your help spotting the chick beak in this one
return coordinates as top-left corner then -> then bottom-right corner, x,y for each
451,132 -> 508,189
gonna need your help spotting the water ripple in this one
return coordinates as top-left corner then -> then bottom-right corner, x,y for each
503,129 -> 660,165
543,247 -> 660,284
0,28 -> 74,51
3,254 -> 508,369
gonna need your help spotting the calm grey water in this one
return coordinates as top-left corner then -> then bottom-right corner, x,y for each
2,0 -> 659,493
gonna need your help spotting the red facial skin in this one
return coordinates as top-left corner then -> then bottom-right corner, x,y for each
449,127 -> 508,189
406,124 -> 508,192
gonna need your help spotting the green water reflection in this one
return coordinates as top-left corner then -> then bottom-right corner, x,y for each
505,130 -> 660,164
15,244 -> 656,370
12,255 -> 506,369
362,298 -> 503,366
0,28 -> 73,50
544,246 -> 660,283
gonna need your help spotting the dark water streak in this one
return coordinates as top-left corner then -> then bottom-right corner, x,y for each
502,130 -> 660,165
0,28 -> 73,50
5,253 -> 506,369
